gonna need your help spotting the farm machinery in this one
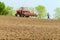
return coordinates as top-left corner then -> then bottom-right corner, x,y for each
15,7 -> 37,17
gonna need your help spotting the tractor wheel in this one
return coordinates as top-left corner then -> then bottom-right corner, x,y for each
15,14 -> 17,16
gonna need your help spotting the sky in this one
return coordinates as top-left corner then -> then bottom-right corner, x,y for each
0,0 -> 60,18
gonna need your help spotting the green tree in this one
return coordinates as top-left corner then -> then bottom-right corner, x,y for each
2,6 -> 15,16
35,5 -> 47,18
54,7 -> 60,19
0,2 -> 5,15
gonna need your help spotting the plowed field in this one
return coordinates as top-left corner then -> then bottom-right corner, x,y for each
0,16 -> 60,40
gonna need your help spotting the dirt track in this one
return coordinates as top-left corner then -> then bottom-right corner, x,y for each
0,16 -> 60,40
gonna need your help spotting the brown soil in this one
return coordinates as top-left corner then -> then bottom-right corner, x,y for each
0,15 -> 60,40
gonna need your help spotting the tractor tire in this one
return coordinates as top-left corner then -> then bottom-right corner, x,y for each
15,14 -> 17,16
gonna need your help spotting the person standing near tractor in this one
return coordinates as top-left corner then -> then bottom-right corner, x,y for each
47,12 -> 50,19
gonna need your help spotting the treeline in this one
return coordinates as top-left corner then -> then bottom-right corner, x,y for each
0,1 -> 60,19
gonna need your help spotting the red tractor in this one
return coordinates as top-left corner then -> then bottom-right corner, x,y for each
15,7 -> 37,17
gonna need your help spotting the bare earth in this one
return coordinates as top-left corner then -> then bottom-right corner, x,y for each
0,16 -> 60,40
